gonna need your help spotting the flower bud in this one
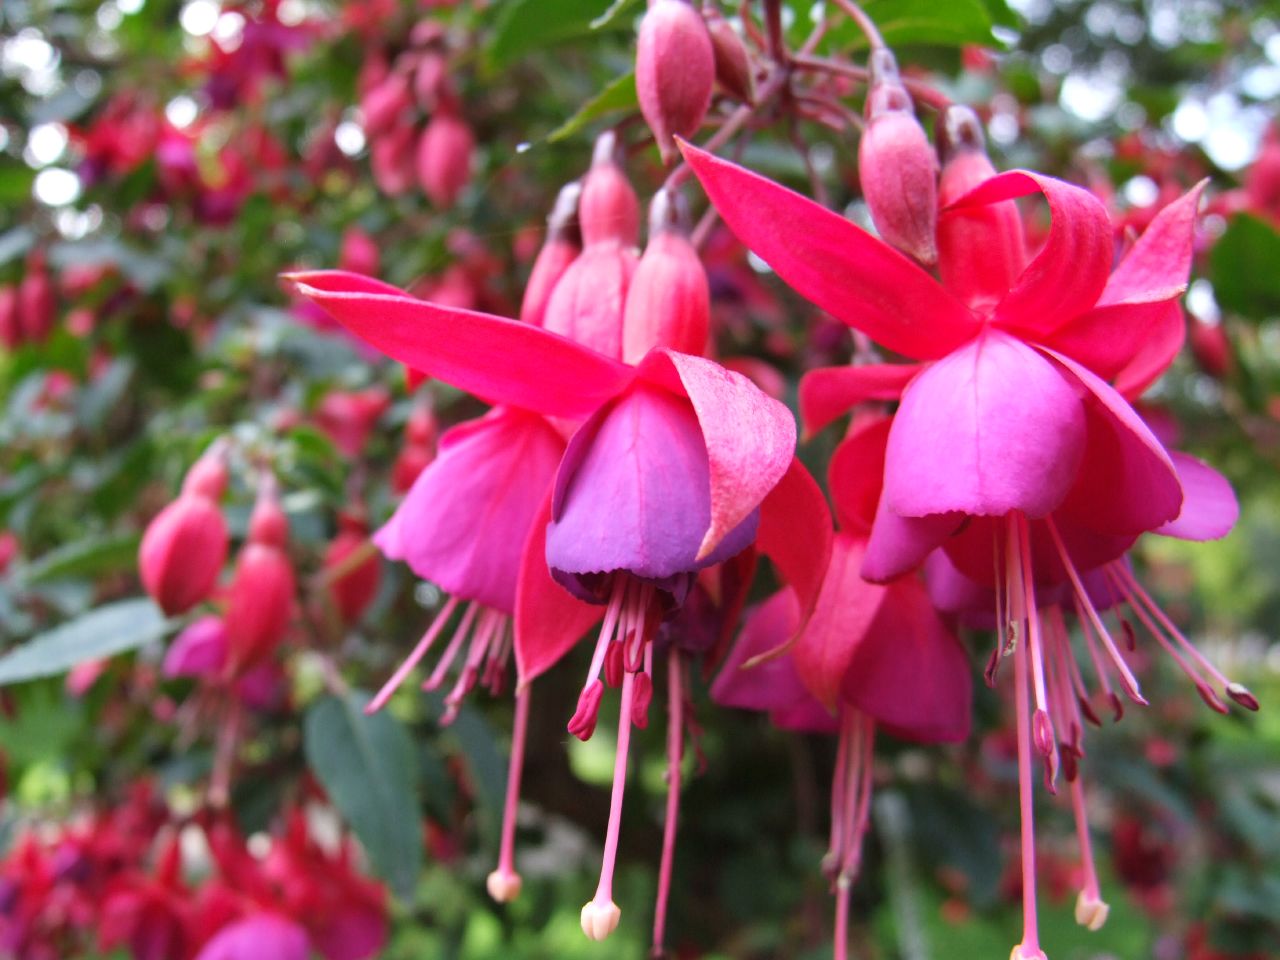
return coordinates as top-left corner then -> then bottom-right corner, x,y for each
225,480 -> 295,672
339,226 -> 380,277
316,387 -> 390,457
703,6 -> 753,104
541,242 -> 637,359
936,104 -> 1025,310
324,516 -> 381,626
1189,314 -> 1231,379
520,181 -> 582,327
371,124 -> 416,197
636,0 -> 716,164
579,131 -> 639,247
360,71 -> 411,137
417,110 -> 474,209
622,188 -> 709,362
413,52 -> 452,112
0,285 -> 20,350
18,255 -> 55,344
858,49 -> 938,265
139,446 -> 230,616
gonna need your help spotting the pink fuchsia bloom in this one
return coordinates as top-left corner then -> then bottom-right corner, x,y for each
139,442 -> 230,617
636,0 -> 715,164
193,914 -> 309,960
284,266 -> 819,944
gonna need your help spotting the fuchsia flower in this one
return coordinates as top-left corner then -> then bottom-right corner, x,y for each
683,107 -> 1250,960
193,913 -> 309,960
714,414 -> 970,960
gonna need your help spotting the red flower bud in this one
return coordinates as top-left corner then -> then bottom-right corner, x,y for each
339,226 -> 380,276
542,242 -> 637,360
360,71 -> 412,137
0,285 -> 19,350
858,50 -> 938,265
936,105 -> 1025,311
413,52 -> 452,112
579,131 -> 639,246
371,124 -> 416,197
18,257 -> 55,344
225,479 -> 294,672
636,0 -> 715,164
139,447 -> 230,616
416,111 -> 474,209
1189,314 -> 1231,379
324,517 -> 381,626
622,188 -> 709,362
520,181 -> 582,327
704,6 -> 754,104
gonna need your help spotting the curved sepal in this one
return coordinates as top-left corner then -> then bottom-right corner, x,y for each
1155,451 -> 1238,541
755,456 -> 834,637
798,363 -> 919,437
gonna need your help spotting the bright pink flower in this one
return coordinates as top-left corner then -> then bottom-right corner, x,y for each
193,914 -> 309,960
636,0 -> 715,164
139,443 -> 230,616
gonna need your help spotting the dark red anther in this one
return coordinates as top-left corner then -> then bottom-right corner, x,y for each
631,671 -> 653,729
568,679 -> 606,741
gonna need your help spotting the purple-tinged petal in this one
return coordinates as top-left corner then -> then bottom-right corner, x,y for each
1098,182 -> 1205,307
376,407 -> 564,614
514,494 -> 603,685
883,330 -> 1087,519
861,498 -> 961,583
194,915 -> 309,960
284,271 -> 634,418
798,363 -> 919,437
639,349 -> 795,560
162,615 -> 228,679
1155,452 -> 1238,541
679,141 -> 980,360
547,383 -> 758,601
1042,347 -> 1183,535
952,171 -> 1112,335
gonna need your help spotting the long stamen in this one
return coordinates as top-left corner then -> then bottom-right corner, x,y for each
1077,603 -> 1122,721
1069,775 -> 1109,931
584,576 -> 629,690
1047,604 -> 1101,727
652,651 -> 685,957
443,610 -> 504,715
423,601 -> 481,691
581,669 -> 636,942
488,683 -> 531,903
1017,517 -> 1058,790
366,596 -> 460,714
832,712 -> 861,960
825,721 -> 850,880
1044,517 -> 1145,706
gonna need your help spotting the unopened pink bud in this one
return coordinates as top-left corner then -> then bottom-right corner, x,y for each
636,0 -> 715,164
704,6 -> 754,104
361,72 -> 412,137
324,519 -> 381,626
413,52 -> 452,112
181,441 -> 230,500
417,111 -> 474,209
622,188 -> 709,362
339,226 -> 380,277
631,671 -> 653,729
858,50 -> 938,265
247,476 -> 288,548
936,105 -> 1025,310
139,495 -> 228,617
371,124 -> 417,197
0,285 -> 20,349
520,181 -> 582,327
579,131 -> 640,246
567,679 -> 606,741
224,541 -> 295,674
541,241 -> 637,360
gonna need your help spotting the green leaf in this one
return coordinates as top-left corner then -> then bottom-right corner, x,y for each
821,0 -> 999,50
589,0 -> 642,30
0,598 -> 169,685
19,533 -> 142,586
486,0 -> 625,71
303,690 -> 424,901
1209,215 -> 1280,320
546,71 -> 638,144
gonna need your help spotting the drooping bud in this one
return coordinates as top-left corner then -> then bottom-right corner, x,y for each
578,131 -> 640,247
18,254 -> 55,344
520,181 -> 582,327
1188,314 -> 1231,379
936,104 -> 1026,310
413,52 -> 452,112
370,123 -> 416,197
703,5 -> 754,104
224,477 -> 295,673
0,285 -> 21,349
323,515 -> 381,626
360,71 -> 412,138
139,444 -> 230,616
636,0 -> 716,164
858,49 -> 938,265
622,188 -> 710,362
417,110 -> 474,209
339,226 -> 380,277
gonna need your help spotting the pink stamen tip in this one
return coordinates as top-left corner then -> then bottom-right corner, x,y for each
1227,682 -> 1260,711
1108,692 -> 1124,723
1032,709 -> 1054,759
984,646 -> 1002,688
1120,617 -> 1137,652
604,642 -> 625,689
631,671 -> 654,730
1078,695 -> 1102,728
568,679 -> 606,741
1195,683 -> 1230,715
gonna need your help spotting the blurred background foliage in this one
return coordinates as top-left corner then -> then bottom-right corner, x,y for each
0,0 -> 1278,957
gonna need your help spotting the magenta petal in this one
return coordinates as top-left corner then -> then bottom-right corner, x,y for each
952,171 -> 1112,335
284,271 -> 633,418
829,415 -> 891,537
1044,347 -> 1183,534
640,349 -> 795,560
1044,299 -> 1180,381
754,456 -> 834,637
924,550 -> 993,619
678,141 -> 980,360
1112,301 -> 1185,399
798,363 -> 919,437
883,330 -> 1087,519
162,615 -> 228,679
312,902 -> 388,960
861,497 -> 961,583
194,915 -> 309,960
1155,452 -> 1238,541
843,574 -> 972,744
1098,182 -> 1205,307
375,408 -> 564,614
547,383 -> 758,599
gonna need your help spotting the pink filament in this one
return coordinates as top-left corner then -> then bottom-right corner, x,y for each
495,683 -> 531,883
652,650 -> 685,956
366,596 -> 460,714
589,668 -> 637,911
